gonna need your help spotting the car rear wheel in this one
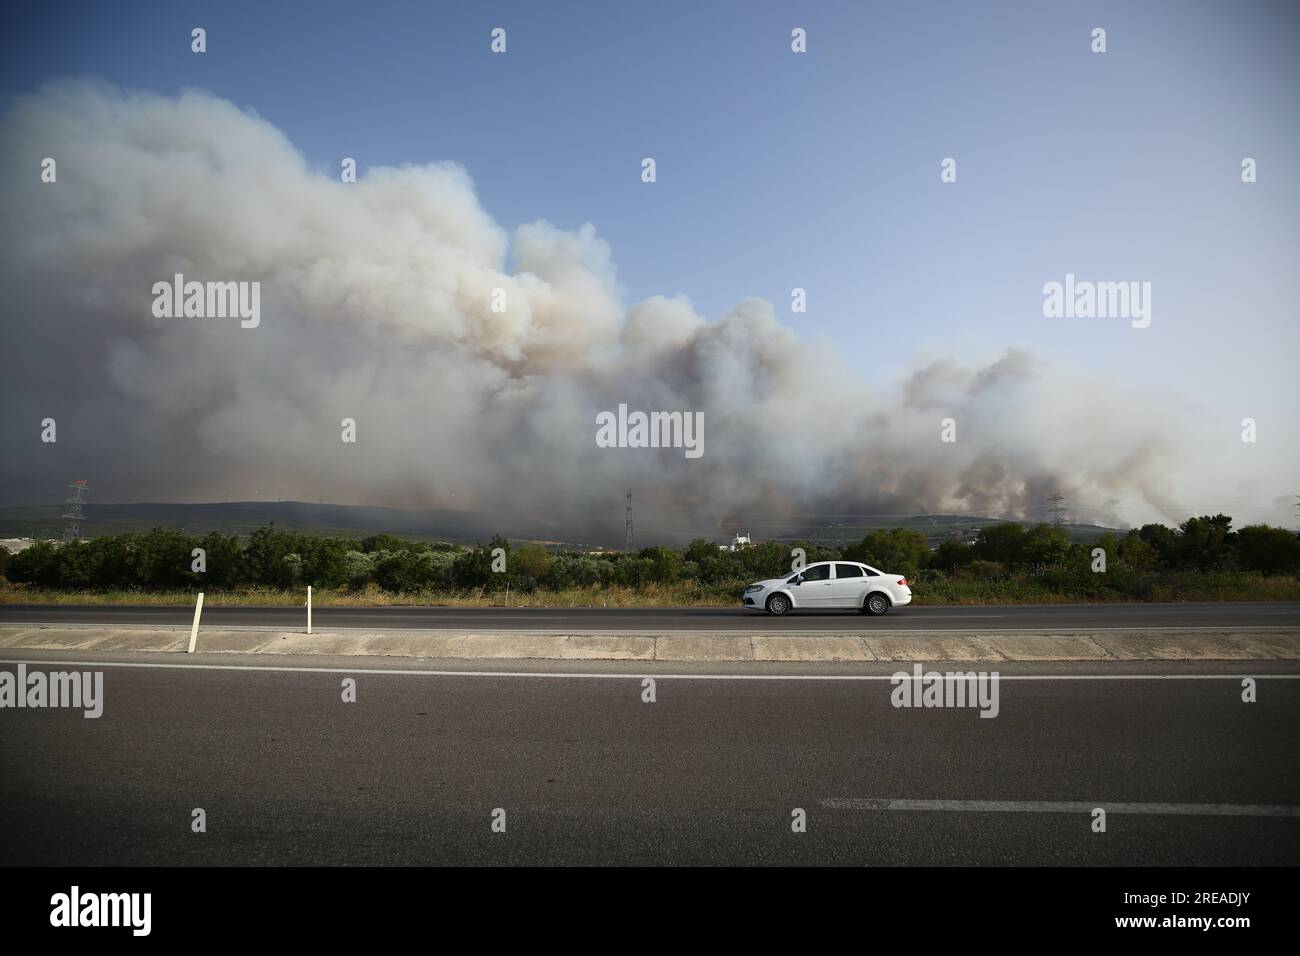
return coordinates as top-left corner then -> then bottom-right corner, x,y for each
862,592 -> 891,616
766,593 -> 791,616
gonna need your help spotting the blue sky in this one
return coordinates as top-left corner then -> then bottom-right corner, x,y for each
3,0 -> 1297,524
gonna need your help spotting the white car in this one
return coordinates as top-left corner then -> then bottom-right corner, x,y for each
741,561 -> 912,616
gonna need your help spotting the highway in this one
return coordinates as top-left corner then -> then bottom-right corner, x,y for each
2,601 -> 1299,631
1,650 -> 1297,865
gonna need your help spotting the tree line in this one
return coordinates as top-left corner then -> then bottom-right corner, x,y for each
1,515 -> 1297,595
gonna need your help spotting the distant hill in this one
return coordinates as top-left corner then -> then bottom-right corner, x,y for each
777,514 -> 1123,548
0,501 -> 578,547
0,501 -> 1126,550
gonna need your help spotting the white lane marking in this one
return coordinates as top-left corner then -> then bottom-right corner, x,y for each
0,659 -> 1297,681
820,798 -> 1300,817
1,621 -> 1297,636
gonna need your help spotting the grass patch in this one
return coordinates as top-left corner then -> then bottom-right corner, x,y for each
3,573 -> 1298,607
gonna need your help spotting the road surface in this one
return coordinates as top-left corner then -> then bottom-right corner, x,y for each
1,650 -> 1296,865
2,601 -> 1298,632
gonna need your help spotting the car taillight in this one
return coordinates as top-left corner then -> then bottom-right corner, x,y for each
898,578 -> 907,586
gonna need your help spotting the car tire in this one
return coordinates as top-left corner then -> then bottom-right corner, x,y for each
863,592 -> 891,616
766,593 -> 791,616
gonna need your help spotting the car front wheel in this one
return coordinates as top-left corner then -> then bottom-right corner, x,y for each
863,592 -> 891,616
766,593 -> 791,616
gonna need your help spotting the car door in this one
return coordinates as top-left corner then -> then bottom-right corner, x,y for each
789,561 -> 833,607
832,563 -> 869,607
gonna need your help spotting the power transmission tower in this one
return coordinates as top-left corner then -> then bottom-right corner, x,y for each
1047,493 -> 1066,526
625,489 -> 634,551
62,479 -> 88,542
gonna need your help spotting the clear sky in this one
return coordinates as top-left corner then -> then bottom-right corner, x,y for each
2,1 -> 1297,531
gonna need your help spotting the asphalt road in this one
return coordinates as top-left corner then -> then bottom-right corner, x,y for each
1,651 -> 1297,865
3,601 -> 1299,631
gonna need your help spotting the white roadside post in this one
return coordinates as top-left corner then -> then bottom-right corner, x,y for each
307,585 -> 312,634
187,592 -> 204,654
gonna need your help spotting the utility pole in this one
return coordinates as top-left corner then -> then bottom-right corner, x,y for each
1047,493 -> 1066,527
625,489 -> 634,551
62,479 -> 88,542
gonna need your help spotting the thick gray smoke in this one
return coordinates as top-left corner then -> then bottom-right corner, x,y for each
1,81 -> 1197,543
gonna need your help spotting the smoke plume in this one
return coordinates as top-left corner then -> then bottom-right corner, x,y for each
1,81 -> 1203,543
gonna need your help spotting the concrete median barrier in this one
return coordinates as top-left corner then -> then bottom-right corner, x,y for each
0,625 -> 1296,662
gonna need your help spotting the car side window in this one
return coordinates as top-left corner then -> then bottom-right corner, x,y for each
801,563 -> 831,582
834,563 -> 864,578
863,566 -> 882,577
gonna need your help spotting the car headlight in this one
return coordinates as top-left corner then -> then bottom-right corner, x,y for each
744,584 -> 764,593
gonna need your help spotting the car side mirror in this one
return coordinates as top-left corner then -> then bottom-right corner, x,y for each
793,574 -> 804,585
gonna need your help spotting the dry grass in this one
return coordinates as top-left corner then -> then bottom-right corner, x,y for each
0,583 -> 740,608
3,574 -> 1297,607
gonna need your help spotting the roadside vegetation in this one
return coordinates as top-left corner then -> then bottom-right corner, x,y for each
1,516 -> 1298,606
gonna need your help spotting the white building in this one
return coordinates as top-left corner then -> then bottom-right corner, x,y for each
719,533 -> 753,552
